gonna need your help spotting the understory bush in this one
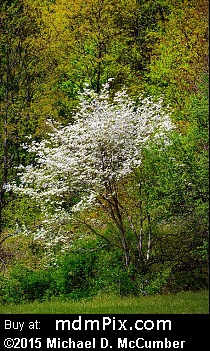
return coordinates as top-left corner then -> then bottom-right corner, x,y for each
0,243 -> 208,305
0,250 -> 98,304
0,266 -> 56,304
95,250 -> 138,296
54,250 -> 98,300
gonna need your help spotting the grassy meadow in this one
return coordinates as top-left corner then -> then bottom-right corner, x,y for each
0,290 -> 208,314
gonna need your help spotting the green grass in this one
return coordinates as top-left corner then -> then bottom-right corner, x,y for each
0,290 -> 208,314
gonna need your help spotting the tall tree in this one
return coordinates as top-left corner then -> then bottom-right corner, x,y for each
146,0 -> 209,108
45,0 -> 148,104
0,0 -> 62,233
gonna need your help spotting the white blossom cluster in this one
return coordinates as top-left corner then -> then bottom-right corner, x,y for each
14,82 -> 174,215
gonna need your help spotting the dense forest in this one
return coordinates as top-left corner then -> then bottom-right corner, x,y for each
0,0 -> 209,303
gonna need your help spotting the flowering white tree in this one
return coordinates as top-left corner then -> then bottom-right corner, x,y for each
14,82 -> 174,265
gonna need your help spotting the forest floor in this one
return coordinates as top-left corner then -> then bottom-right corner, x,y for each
0,290 -> 208,314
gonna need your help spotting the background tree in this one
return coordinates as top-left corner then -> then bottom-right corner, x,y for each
0,0 -> 66,251
146,0 -> 209,109
45,0 -> 168,114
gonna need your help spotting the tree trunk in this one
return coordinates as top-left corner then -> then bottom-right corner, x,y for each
146,213 -> 152,262
0,49 -> 10,233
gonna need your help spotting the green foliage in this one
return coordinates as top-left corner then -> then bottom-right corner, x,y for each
146,0 -> 209,106
0,275 -> 20,304
0,247 -> 98,304
94,249 -> 136,296
54,251 -> 97,300
0,0 -> 61,232
0,265 -> 55,304
143,267 -> 172,295
0,0 -> 208,301
0,236 -> 208,305
166,261 -> 209,292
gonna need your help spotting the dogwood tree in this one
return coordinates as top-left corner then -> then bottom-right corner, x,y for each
14,82 -> 174,265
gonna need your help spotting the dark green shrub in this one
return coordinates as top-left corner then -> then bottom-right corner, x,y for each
0,265 -> 57,304
95,250 -> 139,296
54,250 -> 98,299
165,261 -> 209,293
0,275 -> 23,304
10,266 -> 55,302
